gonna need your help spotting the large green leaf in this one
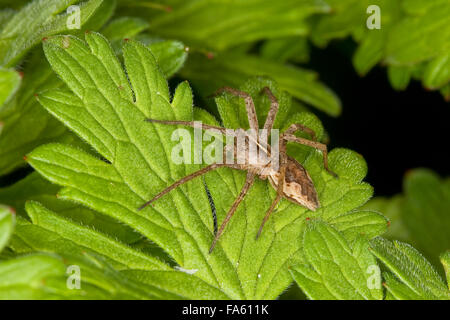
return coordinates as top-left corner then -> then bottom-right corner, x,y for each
27,32 -> 380,299
0,0 -> 111,67
370,237 -> 449,300
142,0 -> 331,51
291,220 -> 383,300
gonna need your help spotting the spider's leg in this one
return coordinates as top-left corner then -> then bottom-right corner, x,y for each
261,87 -> 279,132
209,172 -> 256,253
283,134 -> 337,177
145,119 -> 231,136
138,163 -> 228,211
212,87 -> 259,132
256,139 -> 287,239
284,123 -> 317,141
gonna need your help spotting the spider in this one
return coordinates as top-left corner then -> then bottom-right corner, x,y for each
139,87 -> 337,253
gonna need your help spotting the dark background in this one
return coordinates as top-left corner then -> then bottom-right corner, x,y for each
307,39 -> 450,196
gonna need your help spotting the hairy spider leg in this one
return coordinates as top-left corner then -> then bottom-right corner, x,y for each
209,172 -> 256,253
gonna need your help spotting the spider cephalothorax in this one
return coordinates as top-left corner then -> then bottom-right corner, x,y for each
139,87 -> 337,253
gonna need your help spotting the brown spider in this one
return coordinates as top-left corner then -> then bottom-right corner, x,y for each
139,87 -> 337,253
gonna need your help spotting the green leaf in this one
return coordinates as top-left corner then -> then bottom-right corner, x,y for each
0,0 -> 110,67
385,3 -> 450,65
146,0 -> 331,51
14,201 -> 169,271
352,0 -> 402,75
0,50 -> 76,175
101,16 -> 150,40
441,251 -> 450,290
144,39 -> 188,78
290,220 -> 383,300
402,169 -> 450,265
387,66 -> 413,91
311,0 -> 367,47
29,33 -> 377,299
0,205 -> 15,252
122,270 -> 230,300
370,237 -> 449,300
365,169 -> 450,267
260,37 -> 310,64
361,195 -> 410,243
0,172 -> 142,244
423,53 -> 450,89
0,67 -> 21,107
327,210 -> 388,242
0,252 -> 173,299
181,52 -> 341,116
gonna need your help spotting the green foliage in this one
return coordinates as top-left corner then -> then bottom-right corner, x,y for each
15,32 -> 381,299
370,238 -> 449,300
0,0 -> 447,301
0,205 -> 15,252
122,0 -> 331,51
363,169 -> 450,268
291,220 -> 383,300
0,0 -> 112,67
181,52 -> 341,116
0,67 -> 21,107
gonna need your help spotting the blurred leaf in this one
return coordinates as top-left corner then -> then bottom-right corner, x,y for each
0,205 -> 15,252
181,52 -> 341,116
363,170 -> 450,268
101,16 -> 150,40
0,0 -> 110,67
352,0 -> 402,75
370,237 -> 449,300
0,50 -> 76,176
387,65 -> 413,91
385,3 -> 450,66
311,0 -> 367,46
423,53 -> 450,90
147,0 -> 331,51
0,67 -> 21,107
145,40 -> 188,78
291,220 -> 383,300
260,37 -> 310,64
401,169 -> 450,264
26,33 -> 377,299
